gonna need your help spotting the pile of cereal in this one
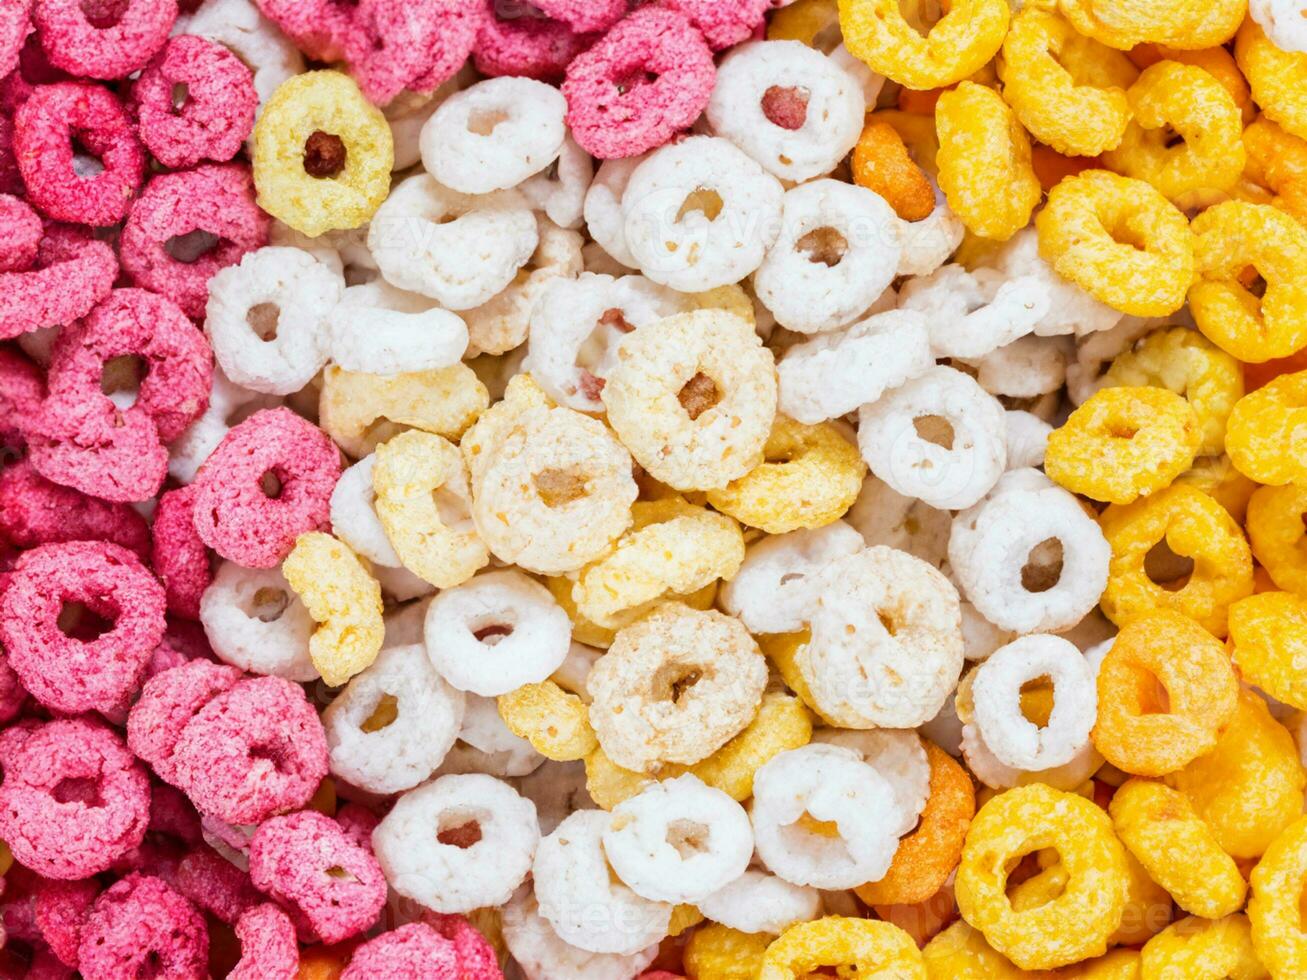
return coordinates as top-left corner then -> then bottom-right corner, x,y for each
3,0 -> 1307,975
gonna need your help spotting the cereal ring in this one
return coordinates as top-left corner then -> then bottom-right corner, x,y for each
1046,385 -> 1201,504
529,0 -> 624,33
342,0 -> 481,107
472,1 -> 591,83
1058,0 -> 1206,50
1139,914 -> 1264,979
34,0 -> 175,78
561,7 -> 716,160
229,904 -> 298,980
178,0 -> 304,105
13,81 -> 144,226
330,283 -> 469,375
587,603 -> 768,773
502,883 -> 660,980
174,849 -> 260,926
192,407 -> 341,569
521,134 -> 593,231
603,309 -> 777,492
120,162 -> 269,319
696,868 -> 821,936
661,0 -> 770,49
35,877 -> 99,968
151,485 -> 211,620
838,0 -> 1008,90
1098,484 -> 1253,636
1247,483 -> 1307,594
0,459 -> 149,558
1237,20 -> 1307,142
956,783 -> 1130,970
199,562 -> 317,680
1189,201 -> 1307,364
684,923 -> 770,980
126,661 -> 243,784
1230,592 -> 1307,710
1035,169 -> 1194,316
0,540 -> 165,714
758,917 -> 925,979
498,680 -> 598,761
0,193 -> 41,276
1173,452 -> 1257,524
1227,370 -> 1307,485
133,35 -> 257,168
851,119 -> 935,221
1111,778 -> 1246,919
252,71 -> 392,237
0,0 -> 32,78
167,367 -> 278,484
283,532 -> 384,687
76,875 -> 206,980
897,264 -> 1050,362
1249,816 -> 1307,978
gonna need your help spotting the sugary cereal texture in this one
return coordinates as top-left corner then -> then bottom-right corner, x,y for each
758,917 -> 926,979
838,0 -> 1009,90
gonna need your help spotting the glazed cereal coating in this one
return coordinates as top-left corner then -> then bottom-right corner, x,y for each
76,874 -> 206,980
1230,591 -> 1307,710
0,459 -> 149,558
35,0 -> 175,79
758,917 -> 927,979
0,224 -> 117,340
838,0 -> 1008,90
588,603 -> 769,773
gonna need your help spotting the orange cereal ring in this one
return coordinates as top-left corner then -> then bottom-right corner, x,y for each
851,120 -> 936,222
1092,610 -> 1239,777
1227,371 -> 1307,484
856,741 -> 974,907
1246,483 -> 1307,595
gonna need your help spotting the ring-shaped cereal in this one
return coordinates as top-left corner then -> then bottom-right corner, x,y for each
1102,60 -> 1246,205
1035,169 -> 1194,316
1140,914 -> 1265,979
705,416 -> 865,534
1237,20 -> 1307,142
758,918 -> 926,980
1057,0 -> 1208,50
1110,778 -> 1247,919
1227,370 -> 1307,485
1246,483 -> 1307,594
935,82 -> 1041,243
1045,385 -> 1202,504
572,499 -> 745,631
851,119 -> 936,221
1093,610 -> 1239,776
602,309 -> 777,492
372,429 -> 488,590
955,783 -> 1130,971
34,0 -> 175,79
1249,816 -> 1307,978
997,8 -> 1137,158
1188,201 -> 1307,364
498,681 -> 598,762
1231,591 -> 1307,711
252,71 -> 393,237
837,0 -> 1008,90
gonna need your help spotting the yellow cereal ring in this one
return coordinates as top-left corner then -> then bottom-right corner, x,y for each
1111,778 -> 1247,919
757,630 -> 838,726
1136,43 -> 1254,124
1045,386 -> 1202,505
1098,485 -> 1253,637
1102,61 -> 1245,206
684,923 -> 771,980
320,364 -> 489,460
572,499 -> 744,631
1243,115 -> 1307,194
1158,0 -> 1245,50
955,783 -> 1129,970
1237,20 -> 1307,142
704,417 -> 865,534
935,82 -> 1041,242
837,0 -> 1008,91
252,71 -> 393,237
1058,0 -> 1213,50
922,920 -> 1027,979
546,574 -> 717,649
1227,371 -> 1307,485
1189,201 -> 1307,364
998,8 -> 1137,157
1249,816 -> 1307,978
1102,327 -> 1243,457
1036,170 -> 1194,316
1246,484 -> 1307,595
497,681 -> 597,761
1173,453 -> 1257,524
1230,592 -> 1307,711
1139,914 -> 1266,980
1167,689 -> 1306,860
282,532 -> 384,687
371,430 -> 488,589
759,917 -> 926,980
767,0 -> 839,47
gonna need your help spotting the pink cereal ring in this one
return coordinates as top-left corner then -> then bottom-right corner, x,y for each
249,810 -> 387,944
0,0 -> 33,78
34,0 -> 177,80
656,0 -> 770,50
425,914 -> 503,978
530,0 -> 623,32
347,0 -> 482,104
230,903 -> 299,980
132,35 -> 257,169
0,223 -> 118,341
190,407 -> 341,569
125,659 -> 243,785
335,803 -> 380,851
0,658 -> 29,726
340,923 -> 464,980
175,848 -> 261,925
0,346 -> 44,448
45,288 -> 213,443
119,163 -> 268,320
170,675 -> 329,825
474,0 -> 593,82
13,82 -> 144,225
0,193 -> 42,271
151,485 -> 211,620
34,879 -> 99,969
561,7 -> 715,159
0,540 -> 166,713
252,0 -> 353,61
76,875 -> 207,980
0,459 -> 151,558
0,718 -> 151,880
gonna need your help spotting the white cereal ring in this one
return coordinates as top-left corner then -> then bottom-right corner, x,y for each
948,469 -> 1111,635
583,155 -> 645,270
856,365 -> 1008,511
754,180 -> 902,334
438,694 -> 544,779
199,561 -> 317,681
1251,0 -> 1307,51
622,136 -> 784,292
175,0 -> 303,105
719,521 -> 865,634
421,77 -> 566,195
989,228 -> 1123,338
696,869 -> 821,935
321,642 -> 466,794
502,886 -> 658,980
534,810 -> 672,956
776,308 -> 933,423
707,41 -> 865,182
811,728 -> 931,836
373,773 -> 539,914
750,744 -> 904,889
523,272 -> 682,413
801,546 -> 964,729
423,570 -> 571,697
204,246 -> 343,396
266,220 -> 345,277
601,774 -> 753,904
328,283 -> 469,375
330,454 -> 402,568
522,135 -> 593,231
1005,409 -> 1052,470
961,601 -> 1016,662
897,264 -> 1050,360
369,174 -> 538,311
895,178 -> 965,278
969,334 -> 1071,399
169,368 -> 279,484
830,42 -> 887,104
844,476 -> 951,569
602,309 -> 777,492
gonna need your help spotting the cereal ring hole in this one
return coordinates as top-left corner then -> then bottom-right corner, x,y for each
260,470 -> 284,499
651,664 -> 708,705
80,0 -> 131,28
165,229 -> 221,264
1129,667 -> 1172,715
794,812 -> 842,838
761,86 -> 811,131
304,131 -> 348,180
533,467 -> 589,507
100,354 -> 147,411
249,741 -> 294,774
1003,848 -> 1066,907
912,414 -> 956,450
677,188 -> 725,223
666,819 -> 711,859
360,693 -> 399,733
472,623 -> 515,646
246,302 -> 281,342
796,227 -> 849,268
1020,538 -> 1065,594
1018,677 -> 1054,727
71,135 -> 106,178
467,109 -> 511,137
902,0 -> 947,37
52,776 -> 104,807
1143,538 -> 1194,592
436,809 -> 485,849
677,372 -> 721,421
169,83 -> 190,113
246,586 -> 290,623
324,865 -> 355,881
434,486 -> 475,532
56,601 -> 115,641
614,69 -> 660,98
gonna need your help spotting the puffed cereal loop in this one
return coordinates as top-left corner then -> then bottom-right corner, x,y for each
1246,483 -> 1307,594
1237,20 -> 1307,143
1230,591 -> 1307,711
758,917 -> 926,979
498,681 -> 598,762
685,923 -> 770,980
1249,815 -> 1307,978
1139,914 -> 1266,980
837,0 -> 1008,90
